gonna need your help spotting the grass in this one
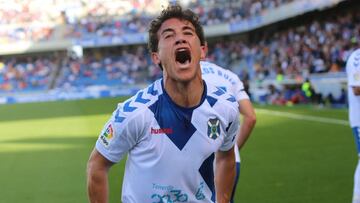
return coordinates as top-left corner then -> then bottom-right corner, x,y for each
0,98 -> 356,202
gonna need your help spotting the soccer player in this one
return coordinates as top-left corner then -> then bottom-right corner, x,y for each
346,48 -> 360,203
86,4 -> 240,203
201,61 -> 256,202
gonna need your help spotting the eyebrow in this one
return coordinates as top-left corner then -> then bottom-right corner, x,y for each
160,25 -> 195,36
182,25 -> 195,32
161,28 -> 174,36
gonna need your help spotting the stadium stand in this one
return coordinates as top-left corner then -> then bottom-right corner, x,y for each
0,0 -> 298,42
0,0 -> 357,106
63,0 -> 296,38
207,5 -> 360,77
0,54 -> 57,93
56,46 -> 153,89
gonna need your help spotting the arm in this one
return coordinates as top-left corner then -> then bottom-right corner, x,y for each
215,147 -> 236,203
87,148 -> 114,203
237,99 -> 256,149
353,86 -> 360,96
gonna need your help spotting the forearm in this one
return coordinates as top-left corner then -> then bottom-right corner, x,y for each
87,168 -> 109,203
237,116 -> 256,149
87,149 -> 112,203
215,149 -> 236,203
237,100 -> 256,149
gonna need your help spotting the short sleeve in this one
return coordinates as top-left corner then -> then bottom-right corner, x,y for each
95,105 -> 146,163
228,71 -> 250,101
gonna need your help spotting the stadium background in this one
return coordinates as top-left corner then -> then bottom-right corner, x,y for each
0,0 -> 358,202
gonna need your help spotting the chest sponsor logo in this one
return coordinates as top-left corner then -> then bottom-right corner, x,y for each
151,127 -> 173,135
100,124 -> 113,147
208,118 -> 220,140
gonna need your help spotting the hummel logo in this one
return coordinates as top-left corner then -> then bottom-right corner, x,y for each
151,127 -> 173,134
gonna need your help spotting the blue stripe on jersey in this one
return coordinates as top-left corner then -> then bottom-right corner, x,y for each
135,91 -> 150,104
199,153 -> 215,202
123,100 -> 137,112
148,96 -> 196,150
147,83 -> 158,96
114,109 -> 125,123
230,162 -> 241,203
226,122 -> 232,132
148,81 -> 207,150
352,127 -> 360,154
206,96 -> 218,107
213,87 -> 225,96
227,95 -> 237,102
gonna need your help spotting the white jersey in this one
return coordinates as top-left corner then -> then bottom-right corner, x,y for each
96,79 -> 240,203
201,61 -> 249,163
200,61 -> 249,101
346,48 -> 360,127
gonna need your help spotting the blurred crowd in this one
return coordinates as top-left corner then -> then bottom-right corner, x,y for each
57,46 -> 155,89
0,0 -> 295,42
65,0 -> 295,38
208,8 -> 360,81
0,56 -> 56,93
0,0 -> 358,108
0,0 -> 64,43
191,0 -> 294,26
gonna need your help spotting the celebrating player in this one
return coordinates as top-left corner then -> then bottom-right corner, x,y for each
87,4 -> 240,203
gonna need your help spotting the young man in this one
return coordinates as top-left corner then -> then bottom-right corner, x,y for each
346,48 -> 360,203
87,5 -> 240,203
201,61 -> 256,202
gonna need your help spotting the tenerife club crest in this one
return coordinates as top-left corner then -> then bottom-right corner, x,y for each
207,118 -> 220,140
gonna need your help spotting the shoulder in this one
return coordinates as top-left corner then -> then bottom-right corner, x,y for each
200,60 -> 223,74
114,80 -> 163,123
205,82 -> 239,113
201,61 -> 240,85
347,49 -> 360,68
225,69 -> 243,86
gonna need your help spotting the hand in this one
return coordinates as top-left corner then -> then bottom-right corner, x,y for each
353,86 -> 360,96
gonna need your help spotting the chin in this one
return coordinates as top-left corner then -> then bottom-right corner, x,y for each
175,71 -> 199,83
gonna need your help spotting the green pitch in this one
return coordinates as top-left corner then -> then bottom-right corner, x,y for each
0,98 -> 356,202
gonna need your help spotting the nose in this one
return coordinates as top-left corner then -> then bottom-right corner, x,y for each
175,38 -> 187,45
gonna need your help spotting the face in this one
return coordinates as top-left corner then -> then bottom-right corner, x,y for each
151,18 -> 206,82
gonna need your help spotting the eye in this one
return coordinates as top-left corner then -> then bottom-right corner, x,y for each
164,34 -> 173,39
184,31 -> 193,36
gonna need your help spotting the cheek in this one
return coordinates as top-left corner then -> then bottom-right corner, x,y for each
158,42 -> 172,59
193,46 -> 203,59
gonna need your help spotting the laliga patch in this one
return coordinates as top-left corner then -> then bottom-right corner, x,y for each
100,124 -> 114,148
207,118 -> 220,140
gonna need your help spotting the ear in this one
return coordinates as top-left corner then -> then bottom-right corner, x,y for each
200,44 -> 207,60
151,52 -> 161,66
203,42 -> 209,55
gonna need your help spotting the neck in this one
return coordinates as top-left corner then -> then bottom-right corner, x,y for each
164,76 -> 204,108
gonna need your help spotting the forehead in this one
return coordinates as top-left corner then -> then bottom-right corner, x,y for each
158,18 -> 195,33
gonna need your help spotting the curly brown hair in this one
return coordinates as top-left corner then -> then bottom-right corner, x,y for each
147,4 -> 206,53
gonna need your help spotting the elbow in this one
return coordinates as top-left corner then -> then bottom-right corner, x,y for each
248,113 -> 257,127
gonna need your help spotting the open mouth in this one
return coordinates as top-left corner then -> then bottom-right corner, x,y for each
175,48 -> 191,65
